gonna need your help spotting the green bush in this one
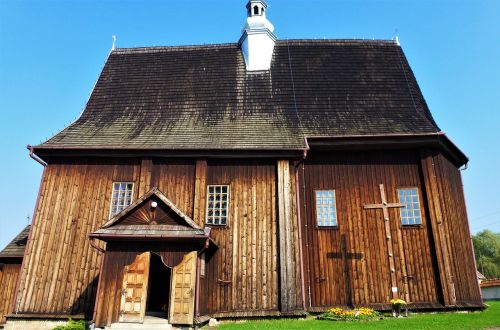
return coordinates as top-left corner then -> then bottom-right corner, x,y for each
52,319 -> 87,330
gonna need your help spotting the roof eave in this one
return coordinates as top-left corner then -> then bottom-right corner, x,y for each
30,147 -> 307,163
305,132 -> 468,167
88,233 -> 218,248
30,133 -> 468,167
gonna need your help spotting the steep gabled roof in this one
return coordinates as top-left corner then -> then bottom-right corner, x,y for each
34,39 -> 441,153
0,225 -> 30,260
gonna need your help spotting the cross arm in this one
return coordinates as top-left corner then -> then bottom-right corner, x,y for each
363,203 -> 406,210
364,204 -> 383,209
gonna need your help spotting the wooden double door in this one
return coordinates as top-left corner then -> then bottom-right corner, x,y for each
120,251 -> 197,325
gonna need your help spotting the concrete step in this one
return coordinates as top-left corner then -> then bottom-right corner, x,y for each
106,315 -> 174,330
107,323 -> 172,330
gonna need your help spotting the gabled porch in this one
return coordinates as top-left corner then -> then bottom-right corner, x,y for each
89,188 -> 217,329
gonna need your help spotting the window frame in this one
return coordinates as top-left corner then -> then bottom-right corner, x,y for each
205,184 -> 230,227
397,186 -> 423,227
109,182 -> 135,219
313,189 -> 339,229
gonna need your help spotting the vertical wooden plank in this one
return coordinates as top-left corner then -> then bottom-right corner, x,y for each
13,165 -> 47,314
138,158 -> 153,197
193,160 -> 207,227
434,154 -> 482,305
420,149 -> 456,306
277,160 -> 301,312
0,264 -> 21,323
19,164 -> 56,311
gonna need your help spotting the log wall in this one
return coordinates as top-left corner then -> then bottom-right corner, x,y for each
0,263 -> 21,323
301,150 -> 441,309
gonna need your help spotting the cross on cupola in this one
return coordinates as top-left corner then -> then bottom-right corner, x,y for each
239,0 -> 277,71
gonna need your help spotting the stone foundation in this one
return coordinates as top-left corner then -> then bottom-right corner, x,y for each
4,319 -> 68,330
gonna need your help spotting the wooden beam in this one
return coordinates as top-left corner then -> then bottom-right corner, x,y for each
277,160 -> 302,312
193,160 -> 207,228
138,158 -> 153,197
420,149 -> 456,306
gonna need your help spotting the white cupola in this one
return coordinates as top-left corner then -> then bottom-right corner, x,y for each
239,0 -> 277,71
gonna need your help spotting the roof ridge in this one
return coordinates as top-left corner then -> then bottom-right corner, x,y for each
113,42 -> 239,54
278,38 -> 398,45
111,38 -> 398,54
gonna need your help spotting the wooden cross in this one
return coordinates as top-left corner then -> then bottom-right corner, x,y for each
363,184 -> 405,300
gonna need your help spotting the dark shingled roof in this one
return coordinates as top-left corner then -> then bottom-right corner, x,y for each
35,39 -> 440,151
0,225 -> 30,259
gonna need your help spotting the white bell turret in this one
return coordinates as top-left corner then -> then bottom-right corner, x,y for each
239,0 -> 277,71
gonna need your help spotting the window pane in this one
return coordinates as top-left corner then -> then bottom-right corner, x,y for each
315,190 -> 337,227
398,188 -> 422,225
109,182 -> 134,217
206,185 -> 230,226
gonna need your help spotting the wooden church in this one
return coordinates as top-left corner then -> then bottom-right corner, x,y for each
2,1 -> 483,328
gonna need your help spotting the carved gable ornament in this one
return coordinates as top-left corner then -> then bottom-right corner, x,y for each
89,188 -> 215,245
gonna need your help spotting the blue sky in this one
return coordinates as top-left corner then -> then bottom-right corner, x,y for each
0,0 -> 499,249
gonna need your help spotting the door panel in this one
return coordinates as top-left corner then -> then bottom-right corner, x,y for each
120,252 -> 151,323
169,251 -> 197,325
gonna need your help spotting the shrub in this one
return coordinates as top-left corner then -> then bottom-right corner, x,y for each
52,319 -> 87,330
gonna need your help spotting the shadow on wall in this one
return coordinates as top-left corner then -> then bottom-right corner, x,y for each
68,276 -> 99,319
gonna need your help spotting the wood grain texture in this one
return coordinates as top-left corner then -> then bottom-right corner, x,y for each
16,159 -> 137,317
15,158 -> 195,318
0,263 -> 21,323
301,150 -> 440,308
119,252 -> 150,323
193,160 -> 208,227
277,160 -> 303,311
201,159 -> 279,314
422,151 -> 482,306
13,151 -> 481,325
169,251 -> 197,325
153,159 -> 196,219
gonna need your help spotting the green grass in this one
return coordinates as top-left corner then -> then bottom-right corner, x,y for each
218,301 -> 500,330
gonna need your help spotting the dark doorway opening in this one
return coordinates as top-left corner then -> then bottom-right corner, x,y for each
146,253 -> 171,315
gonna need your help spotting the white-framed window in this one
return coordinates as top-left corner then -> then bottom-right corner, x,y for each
109,182 -> 134,218
206,185 -> 229,225
315,190 -> 338,227
398,187 -> 422,225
